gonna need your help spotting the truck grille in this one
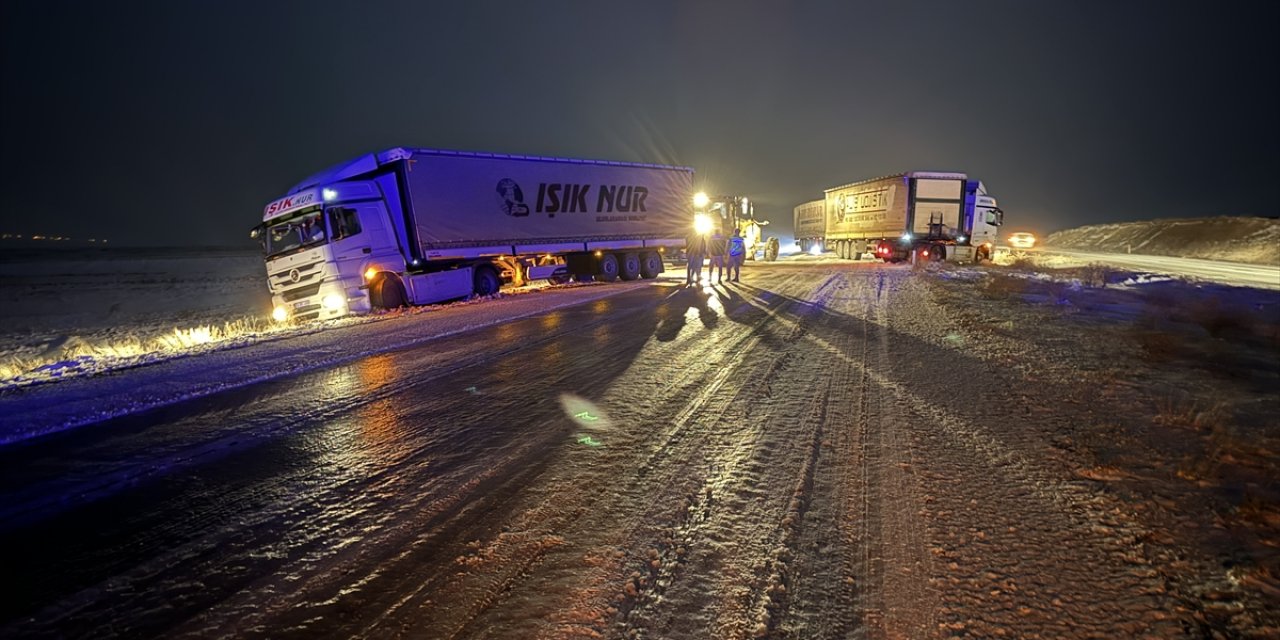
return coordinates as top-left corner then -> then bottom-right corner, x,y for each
269,260 -> 324,289
280,282 -> 322,302
269,259 -> 326,303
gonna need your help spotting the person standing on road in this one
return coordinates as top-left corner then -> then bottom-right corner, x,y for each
685,229 -> 706,285
708,228 -> 729,283
727,228 -> 746,282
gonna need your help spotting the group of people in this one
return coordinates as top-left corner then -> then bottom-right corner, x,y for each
686,227 -> 746,285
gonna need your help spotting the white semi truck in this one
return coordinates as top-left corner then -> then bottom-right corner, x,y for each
251,148 -> 694,322
804,172 -> 1004,262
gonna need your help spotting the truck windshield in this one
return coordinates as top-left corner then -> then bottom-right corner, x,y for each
263,207 -> 327,258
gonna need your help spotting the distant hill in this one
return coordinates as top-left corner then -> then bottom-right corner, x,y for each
1043,216 -> 1279,266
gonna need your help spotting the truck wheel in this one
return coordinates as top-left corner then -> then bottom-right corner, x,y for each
597,253 -> 620,282
931,244 -> 945,262
640,251 -> 663,278
473,266 -> 501,296
619,253 -> 642,280
765,238 -> 779,261
372,275 -> 407,309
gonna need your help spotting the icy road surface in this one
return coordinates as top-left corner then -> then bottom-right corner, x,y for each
1,265 -> 1195,638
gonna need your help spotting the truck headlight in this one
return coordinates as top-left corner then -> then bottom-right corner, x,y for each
272,305 -> 289,323
321,293 -> 346,311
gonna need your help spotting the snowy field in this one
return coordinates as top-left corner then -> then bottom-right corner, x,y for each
0,247 -> 273,384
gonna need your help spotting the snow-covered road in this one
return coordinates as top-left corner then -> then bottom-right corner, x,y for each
1025,246 -> 1280,289
0,264 -> 1245,637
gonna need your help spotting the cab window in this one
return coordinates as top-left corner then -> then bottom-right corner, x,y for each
328,207 -> 362,241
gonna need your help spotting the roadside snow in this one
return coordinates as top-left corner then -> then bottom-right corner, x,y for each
0,247 -> 603,389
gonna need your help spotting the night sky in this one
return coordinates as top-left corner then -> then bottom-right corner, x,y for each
3,1 -> 1277,247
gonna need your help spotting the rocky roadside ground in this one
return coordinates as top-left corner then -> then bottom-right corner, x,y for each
920,262 -> 1280,637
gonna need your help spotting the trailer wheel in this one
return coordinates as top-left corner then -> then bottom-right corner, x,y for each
371,275 -> 407,309
597,253 -> 620,282
619,252 -> 642,280
764,237 -> 779,261
851,243 -> 862,261
640,251 -> 663,278
473,266 -> 501,296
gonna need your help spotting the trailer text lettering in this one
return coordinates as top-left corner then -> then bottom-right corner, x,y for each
536,183 -> 649,216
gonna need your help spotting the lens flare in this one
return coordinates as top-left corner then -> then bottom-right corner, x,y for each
559,393 -> 613,431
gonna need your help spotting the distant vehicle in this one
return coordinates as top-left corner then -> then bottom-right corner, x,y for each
251,148 -> 695,322
794,172 -> 1005,263
697,194 -> 779,261
793,199 -> 825,254
1007,232 -> 1036,249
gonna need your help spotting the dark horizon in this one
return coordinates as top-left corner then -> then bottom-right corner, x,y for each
3,1 -> 1277,246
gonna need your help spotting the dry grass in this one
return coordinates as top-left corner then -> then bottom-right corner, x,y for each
1006,254 -> 1037,270
980,273 -> 1030,299
0,316 -> 278,382
1153,396 -> 1230,431
1155,395 -> 1239,484
1186,297 -> 1253,339
1077,263 -> 1113,288
1133,328 -> 1180,362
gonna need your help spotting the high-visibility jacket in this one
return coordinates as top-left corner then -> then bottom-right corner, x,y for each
728,236 -> 746,257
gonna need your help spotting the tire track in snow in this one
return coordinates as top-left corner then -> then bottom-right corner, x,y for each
749,268 -> 1182,636
351,272 -> 825,639
611,272 -> 849,639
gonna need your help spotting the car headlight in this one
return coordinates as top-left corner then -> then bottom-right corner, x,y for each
272,305 -> 289,323
321,293 -> 346,311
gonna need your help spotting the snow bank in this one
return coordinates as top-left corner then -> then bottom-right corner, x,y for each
1044,216 -> 1280,266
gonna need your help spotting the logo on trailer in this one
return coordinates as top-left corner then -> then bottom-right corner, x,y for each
264,190 -> 319,220
495,178 -> 530,217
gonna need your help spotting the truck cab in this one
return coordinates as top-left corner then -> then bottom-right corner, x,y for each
965,180 -> 1004,261
252,181 -> 416,323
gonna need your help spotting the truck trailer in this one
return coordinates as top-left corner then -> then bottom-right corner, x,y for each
814,172 -> 1004,263
793,199 -> 825,253
251,148 -> 694,322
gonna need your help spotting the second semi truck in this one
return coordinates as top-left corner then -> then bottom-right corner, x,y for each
794,172 -> 1004,262
252,148 -> 695,322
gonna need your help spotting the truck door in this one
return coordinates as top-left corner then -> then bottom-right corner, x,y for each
327,203 -> 399,265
